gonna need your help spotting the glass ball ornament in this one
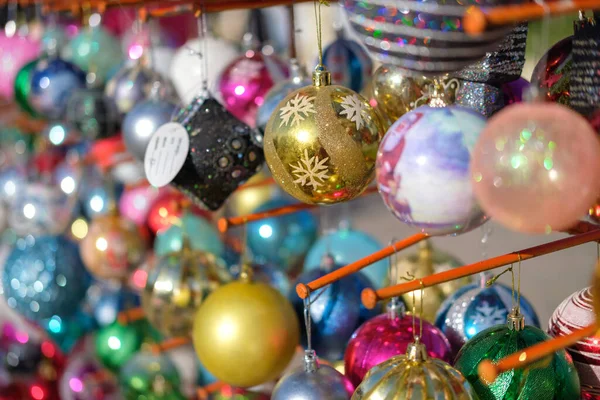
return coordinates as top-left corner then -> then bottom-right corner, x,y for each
471,102 -> 600,233
41,25 -> 68,55
272,350 -> 354,400
42,121 -> 79,147
264,66 -> 384,205
434,279 -> 540,355
84,282 -> 141,328
530,36 -> 571,106
291,260 -> 379,361
225,169 -> 279,216
119,352 -> 186,400
146,190 -> 210,235
376,105 -> 488,235
228,261 -> 291,296
304,228 -> 387,288
170,35 -> 238,104
247,197 -> 317,272
256,59 -> 312,133
42,311 -> 96,353
164,344 -> 201,397
352,339 -> 478,400
0,33 -> 40,99
218,45 -> 289,127
79,174 -> 124,220
142,248 -> 231,338
455,311 -> 580,400
105,62 -> 173,115
79,213 -> 149,282
344,300 -> 452,387
59,351 -> 120,400
0,166 -> 27,205
322,35 -> 373,93
62,26 -> 123,87
14,59 -> 40,117
549,287 -> 600,399
122,98 -> 178,161
29,57 -> 86,119
192,273 -> 300,388
118,184 -> 165,226
387,240 -> 471,322
154,210 -> 223,257
2,235 -> 90,321
65,87 -> 120,140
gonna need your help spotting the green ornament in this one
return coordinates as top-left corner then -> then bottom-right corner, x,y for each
95,319 -> 162,371
454,311 -> 580,400
14,59 -> 40,117
120,352 -> 186,400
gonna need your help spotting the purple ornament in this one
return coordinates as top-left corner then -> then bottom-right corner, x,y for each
59,353 -> 120,400
344,301 -> 452,387
502,77 -> 530,105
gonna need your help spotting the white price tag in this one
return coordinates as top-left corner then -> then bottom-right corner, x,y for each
144,122 -> 190,188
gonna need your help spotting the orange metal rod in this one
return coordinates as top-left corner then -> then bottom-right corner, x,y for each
463,0 -> 597,35
362,229 -> 600,309
117,307 -> 145,325
218,186 -> 378,233
150,337 -> 191,354
296,233 -> 429,299
478,322 -> 599,384
197,382 -> 226,400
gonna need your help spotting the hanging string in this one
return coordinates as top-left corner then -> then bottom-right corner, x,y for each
288,4 -> 297,60
303,295 -> 312,352
201,3 -> 209,92
387,239 -> 401,312
314,0 -> 329,66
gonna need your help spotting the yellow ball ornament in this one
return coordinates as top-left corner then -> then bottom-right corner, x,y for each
264,65 -> 384,205
192,267 -> 300,388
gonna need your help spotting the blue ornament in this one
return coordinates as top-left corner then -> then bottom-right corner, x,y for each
290,263 -> 378,361
43,310 -> 97,352
247,198 -> 317,272
29,57 -> 86,119
434,279 -> 540,354
2,235 -> 90,321
0,166 -> 26,203
322,35 -> 373,93
78,167 -> 124,219
229,262 -> 291,295
84,282 -> 141,327
154,212 -> 224,257
304,229 -> 387,287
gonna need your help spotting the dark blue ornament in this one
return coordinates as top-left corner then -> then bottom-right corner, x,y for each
322,36 -> 373,93
434,279 -> 540,354
29,57 -> 86,119
247,198 -> 317,272
290,265 -> 379,361
2,235 -> 90,321
83,282 -> 141,327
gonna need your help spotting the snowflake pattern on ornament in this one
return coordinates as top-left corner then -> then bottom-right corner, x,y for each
290,149 -> 330,190
229,59 -> 263,84
279,94 -> 316,127
470,301 -> 506,331
340,94 -> 368,129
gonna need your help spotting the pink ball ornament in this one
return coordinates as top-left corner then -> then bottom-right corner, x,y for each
344,300 -> 452,387
376,106 -> 488,235
218,49 -> 289,127
118,184 -> 166,226
471,103 -> 600,233
0,34 -> 40,99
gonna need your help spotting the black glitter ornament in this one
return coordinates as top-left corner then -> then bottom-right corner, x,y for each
171,94 -> 264,211
570,14 -> 600,117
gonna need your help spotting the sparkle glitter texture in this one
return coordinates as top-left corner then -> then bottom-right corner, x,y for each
455,81 -> 505,117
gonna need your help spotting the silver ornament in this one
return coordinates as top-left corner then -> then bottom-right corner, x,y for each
123,98 -> 177,160
105,62 -> 175,114
455,81 -> 505,118
272,350 -> 352,400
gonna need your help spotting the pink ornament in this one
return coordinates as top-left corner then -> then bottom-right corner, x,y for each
471,103 -> 600,233
0,34 -> 40,99
219,50 -> 288,127
549,287 -> 600,400
118,184 -> 166,226
344,303 -> 452,387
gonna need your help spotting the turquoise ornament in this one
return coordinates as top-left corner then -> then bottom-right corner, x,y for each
43,310 -> 97,353
304,228 -> 387,287
154,211 -> 224,257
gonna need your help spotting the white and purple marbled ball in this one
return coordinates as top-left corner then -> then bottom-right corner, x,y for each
376,106 -> 488,235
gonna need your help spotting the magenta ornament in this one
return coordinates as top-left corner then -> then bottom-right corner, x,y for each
502,77 -> 529,105
0,34 -> 40,98
344,301 -> 452,387
218,50 -> 288,127
118,184 -> 166,226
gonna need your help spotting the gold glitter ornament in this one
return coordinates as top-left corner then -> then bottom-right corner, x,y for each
142,242 -> 231,338
387,240 -> 471,322
264,65 -> 384,205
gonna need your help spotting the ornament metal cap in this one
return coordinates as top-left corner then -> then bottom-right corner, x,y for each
304,349 -> 320,373
313,64 -> 331,87
406,339 -> 428,362
386,297 -> 406,320
507,307 -> 525,331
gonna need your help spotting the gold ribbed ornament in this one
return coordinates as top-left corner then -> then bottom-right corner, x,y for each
387,240 -> 471,322
264,65 -> 384,205
352,340 -> 477,400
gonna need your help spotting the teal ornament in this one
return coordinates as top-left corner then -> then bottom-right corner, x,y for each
43,310 -> 97,353
247,198 -> 317,272
62,26 -> 123,87
304,229 -> 387,287
41,25 -> 68,54
229,262 -> 291,295
154,211 -> 224,257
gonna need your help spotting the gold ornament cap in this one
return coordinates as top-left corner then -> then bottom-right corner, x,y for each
312,64 -> 331,87
406,339 -> 428,362
507,307 -> 525,331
